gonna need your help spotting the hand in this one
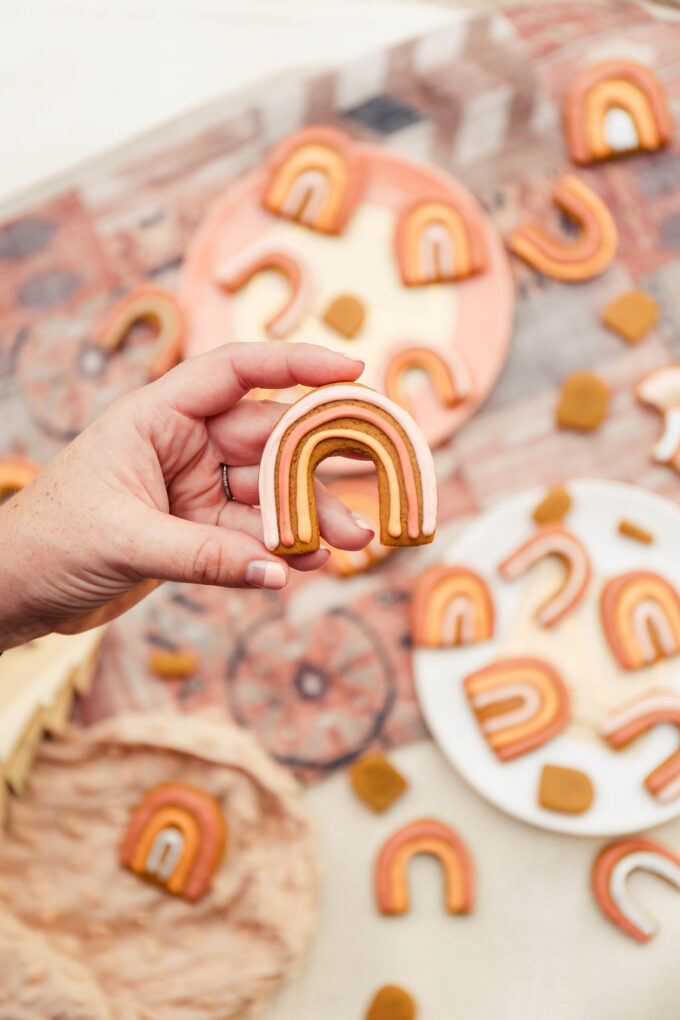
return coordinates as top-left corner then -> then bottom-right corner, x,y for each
0,342 -> 373,649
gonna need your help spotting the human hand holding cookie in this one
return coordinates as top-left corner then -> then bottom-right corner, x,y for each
0,342 -> 373,650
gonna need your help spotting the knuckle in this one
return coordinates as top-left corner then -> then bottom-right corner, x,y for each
191,535 -> 227,586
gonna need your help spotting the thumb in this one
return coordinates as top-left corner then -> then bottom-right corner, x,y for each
129,511 -> 290,590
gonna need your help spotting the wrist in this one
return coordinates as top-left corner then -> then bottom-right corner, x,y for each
0,493 -> 53,650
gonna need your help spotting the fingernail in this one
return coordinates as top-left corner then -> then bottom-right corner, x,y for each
351,513 -> 375,534
245,560 -> 287,590
341,354 -> 364,366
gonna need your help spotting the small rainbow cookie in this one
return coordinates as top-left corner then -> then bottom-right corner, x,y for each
263,126 -> 365,235
592,838 -> 680,942
498,525 -> 591,628
0,456 -> 41,501
465,657 -> 570,761
394,197 -> 488,286
120,782 -> 227,901
259,383 -> 437,555
380,343 -> 473,418
636,365 -> 680,471
375,818 -> 474,916
600,570 -> 680,671
215,241 -> 315,340
507,175 -> 617,281
410,564 -> 494,648
324,478 -> 394,577
564,60 -> 674,166
97,285 -> 185,380
600,692 -> 680,804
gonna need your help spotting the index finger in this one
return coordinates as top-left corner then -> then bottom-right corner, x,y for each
152,342 -> 364,418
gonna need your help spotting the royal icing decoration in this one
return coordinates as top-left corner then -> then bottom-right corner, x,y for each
325,479 -> 394,577
600,692 -> 680,804
0,456 -> 40,501
375,818 -> 474,916
410,564 -> 494,648
592,838 -> 680,942
507,175 -> 617,281
564,60 -> 674,165
636,365 -> 680,471
259,383 -> 438,555
465,657 -> 570,761
215,241 -> 315,340
498,525 -> 591,628
120,782 -> 226,901
394,197 -> 488,286
97,286 -> 185,380
263,126 -> 365,235
600,570 -> 680,671
381,344 -> 473,418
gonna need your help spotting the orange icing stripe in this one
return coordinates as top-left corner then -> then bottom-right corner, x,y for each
382,346 -> 472,416
375,818 -> 475,915
120,783 -> 227,901
600,571 -> 680,671
263,126 -> 365,235
97,285 -> 185,380
410,564 -> 494,648
507,175 -> 617,281
395,198 -> 487,286
564,60 -> 673,165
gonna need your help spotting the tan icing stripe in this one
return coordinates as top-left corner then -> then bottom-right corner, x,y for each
488,672 -> 560,750
425,575 -> 491,645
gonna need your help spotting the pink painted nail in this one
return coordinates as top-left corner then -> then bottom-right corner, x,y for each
245,560 -> 287,590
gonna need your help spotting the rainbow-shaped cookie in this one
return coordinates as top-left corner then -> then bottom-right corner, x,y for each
600,570 -> 680,671
592,838 -> 680,942
380,344 -> 473,417
394,197 -> 488,286
464,657 -> 570,761
410,564 -> 494,648
600,692 -> 680,804
97,285 -> 185,380
259,383 -> 437,555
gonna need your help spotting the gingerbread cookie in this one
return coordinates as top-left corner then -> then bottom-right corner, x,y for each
97,285 -> 185,380
600,570 -> 680,671
375,818 -> 474,916
592,838 -> 680,942
366,985 -> 417,1020
507,175 -> 617,281
465,657 -> 570,761
259,383 -> 437,555
532,485 -> 571,525
263,125 -> 366,235
602,290 -> 659,344
618,519 -> 654,544
322,293 -> 365,338
538,764 -> 593,814
600,692 -> 680,803
564,60 -> 674,165
381,344 -> 472,419
350,752 -> 407,813
498,525 -> 591,627
394,196 -> 488,286
410,564 -> 494,648
0,455 -> 40,502
148,648 -> 199,679
216,241 -> 315,340
636,365 -> 680,470
556,371 -> 609,432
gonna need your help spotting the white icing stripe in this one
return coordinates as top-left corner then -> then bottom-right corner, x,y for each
600,692 -> 680,736
631,598 -> 677,663
441,595 -> 475,645
500,533 -> 588,624
653,407 -> 680,463
472,682 -> 542,735
609,851 -> 680,938
146,827 -> 185,882
603,107 -> 639,153
259,385 -> 437,550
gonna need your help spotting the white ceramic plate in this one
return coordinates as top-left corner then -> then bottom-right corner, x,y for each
414,480 -> 680,836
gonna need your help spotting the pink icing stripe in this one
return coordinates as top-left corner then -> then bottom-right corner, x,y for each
277,402 -> 420,547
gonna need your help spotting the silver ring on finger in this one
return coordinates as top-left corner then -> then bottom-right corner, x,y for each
221,463 -> 235,501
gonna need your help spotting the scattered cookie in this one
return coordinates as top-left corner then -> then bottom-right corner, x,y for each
618,519 -> 654,544
592,838 -> 680,942
600,570 -> 680,671
381,344 -> 472,417
556,371 -> 609,432
600,692 -> 680,803
498,525 -> 591,627
97,286 -> 185,380
465,658 -> 570,761
532,485 -> 572,525
507,175 -> 617,281
259,383 -> 437,555
636,365 -> 680,470
322,294 -> 365,338
564,60 -> 674,165
375,818 -> 475,916
148,648 -> 199,679
602,290 -> 659,344
410,564 -> 494,648
538,764 -> 593,814
366,985 -> 417,1020
350,753 -> 407,813
395,197 -> 487,285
